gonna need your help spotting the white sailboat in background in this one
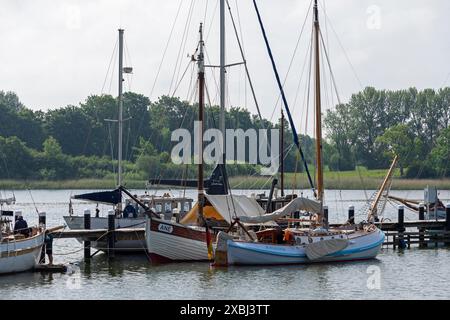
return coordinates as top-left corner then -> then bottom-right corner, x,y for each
214,0 -> 385,266
64,29 -> 193,253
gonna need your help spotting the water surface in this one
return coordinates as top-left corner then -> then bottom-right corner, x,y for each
1,189 -> 449,300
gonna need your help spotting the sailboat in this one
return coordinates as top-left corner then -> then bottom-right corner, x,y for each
146,22 -> 229,262
214,0 -> 385,266
64,29 -> 193,253
1,206 -> 45,274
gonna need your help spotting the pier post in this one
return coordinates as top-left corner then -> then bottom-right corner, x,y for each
348,206 -> 355,224
398,206 -> 406,249
323,206 -> 329,225
39,211 -> 46,226
108,210 -> 115,258
446,204 -> 450,247
419,203 -> 425,248
84,210 -> 91,261
39,212 -> 46,263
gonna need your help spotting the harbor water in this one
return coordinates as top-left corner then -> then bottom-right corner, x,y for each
1,189 -> 450,300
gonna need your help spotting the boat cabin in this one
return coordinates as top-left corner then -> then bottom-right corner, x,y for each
126,194 -> 193,222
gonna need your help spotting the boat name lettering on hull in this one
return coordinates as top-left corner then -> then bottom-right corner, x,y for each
158,223 -> 173,234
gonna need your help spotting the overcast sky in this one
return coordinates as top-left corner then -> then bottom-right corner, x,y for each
1,0 -> 449,133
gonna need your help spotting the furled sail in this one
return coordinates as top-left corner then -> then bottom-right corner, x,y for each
72,189 -> 122,205
148,164 -> 229,195
238,197 -> 322,224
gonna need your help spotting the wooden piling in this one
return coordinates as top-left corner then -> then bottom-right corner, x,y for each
84,210 -> 91,260
108,210 -> 115,258
398,206 -> 406,249
39,212 -> 46,264
419,204 -> 425,248
446,204 -> 450,247
324,206 -> 329,225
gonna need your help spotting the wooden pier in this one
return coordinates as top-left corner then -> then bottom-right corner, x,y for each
52,228 -> 145,241
50,204 -> 450,258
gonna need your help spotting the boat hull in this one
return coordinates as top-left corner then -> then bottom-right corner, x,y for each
226,228 -> 385,266
146,218 -> 214,262
63,216 -> 146,252
0,232 -> 45,274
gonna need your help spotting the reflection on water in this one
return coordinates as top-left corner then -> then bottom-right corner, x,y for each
1,189 -> 450,300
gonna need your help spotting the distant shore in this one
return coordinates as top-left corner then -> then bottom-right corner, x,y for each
1,174 -> 449,191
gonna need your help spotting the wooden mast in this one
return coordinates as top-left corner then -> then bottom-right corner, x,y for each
313,0 -> 324,205
197,23 -> 213,260
197,23 -> 205,227
367,155 -> 399,221
280,110 -> 285,197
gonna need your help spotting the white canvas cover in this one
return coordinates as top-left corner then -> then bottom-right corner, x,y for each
238,197 -> 322,224
205,194 -> 266,224
305,238 -> 349,260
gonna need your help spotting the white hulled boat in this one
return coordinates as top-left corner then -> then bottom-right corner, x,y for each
1,211 -> 45,274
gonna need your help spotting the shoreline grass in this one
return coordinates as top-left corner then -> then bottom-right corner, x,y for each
1,173 -> 449,191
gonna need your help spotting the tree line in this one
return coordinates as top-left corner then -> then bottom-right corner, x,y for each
325,87 -> 450,178
0,87 -> 449,182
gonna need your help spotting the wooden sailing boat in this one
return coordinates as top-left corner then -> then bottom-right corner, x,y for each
146,23 -> 218,262
214,0 -> 385,266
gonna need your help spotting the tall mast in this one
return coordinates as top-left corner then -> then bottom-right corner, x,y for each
313,0 -> 324,203
220,0 -> 226,162
118,29 -> 124,188
198,23 -> 206,226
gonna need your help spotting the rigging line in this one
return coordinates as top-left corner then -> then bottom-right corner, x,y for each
234,0 -> 246,53
150,0 -> 184,99
321,0 -> 334,110
204,48 -> 220,104
226,0 -> 263,129
203,0 -> 209,25
186,61 -> 196,101
173,0 -> 197,94
319,29 -> 342,106
252,0 -> 316,195
440,72 -> 450,88
293,29 -> 313,124
27,189 -> 39,215
303,30 -> 314,135
101,38 -> 119,94
108,45 -> 119,94
205,0 -> 219,42
124,39 -> 134,92
320,35 -> 331,127
272,0 -> 313,112
168,0 -> 195,95
107,122 -> 117,176
0,154 -> 15,200
171,59 -> 195,97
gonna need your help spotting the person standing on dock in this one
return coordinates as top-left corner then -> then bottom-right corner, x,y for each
44,232 -> 54,265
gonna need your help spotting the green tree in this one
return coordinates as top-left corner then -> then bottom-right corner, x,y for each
375,124 -> 420,176
429,127 -> 450,177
